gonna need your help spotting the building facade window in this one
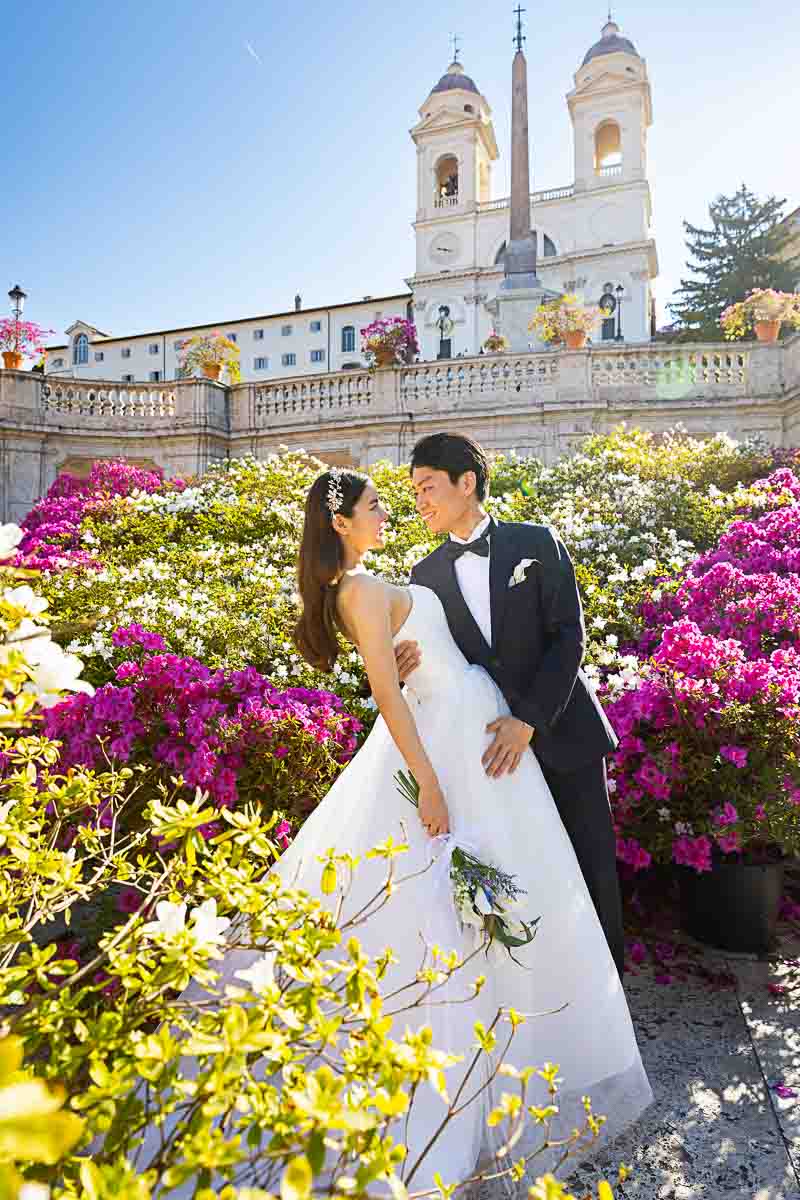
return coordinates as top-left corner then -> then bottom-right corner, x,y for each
52,358 -> 64,368
121,348 -> 132,359
148,343 -> 159,355
72,334 -> 89,365
121,374 -> 135,383
173,340 -> 183,350
254,357 -> 269,370
341,325 -> 356,353
94,351 -> 104,362
310,320 -> 322,333
281,353 -> 296,367
226,332 -> 238,343
149,370 -> 162,382
281,325 -> 293,336
253,329 -> 264,340
310,349 -> 325,363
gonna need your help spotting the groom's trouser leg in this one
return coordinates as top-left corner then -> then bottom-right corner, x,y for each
540,758 -> 625,979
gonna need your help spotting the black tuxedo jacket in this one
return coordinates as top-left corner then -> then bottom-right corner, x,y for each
409,519 -> 618,771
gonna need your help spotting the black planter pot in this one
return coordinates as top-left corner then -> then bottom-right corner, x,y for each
679,858 -> 785,954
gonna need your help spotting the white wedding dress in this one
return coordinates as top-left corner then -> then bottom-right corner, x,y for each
140,584 -> 651,1193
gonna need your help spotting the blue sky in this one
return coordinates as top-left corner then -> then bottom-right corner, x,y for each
3,0 -> 798,341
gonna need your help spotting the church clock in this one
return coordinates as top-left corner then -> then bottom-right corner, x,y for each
428,232 -> 461,264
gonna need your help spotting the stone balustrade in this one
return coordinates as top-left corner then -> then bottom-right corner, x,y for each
477,184 -> 575,213
1,332 -> 798,522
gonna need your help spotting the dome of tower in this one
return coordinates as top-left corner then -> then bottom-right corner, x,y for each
431,60 -> 480,95
581,19 -> 640,65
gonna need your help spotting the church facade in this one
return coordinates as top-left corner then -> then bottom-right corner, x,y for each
45,19 -> 656,382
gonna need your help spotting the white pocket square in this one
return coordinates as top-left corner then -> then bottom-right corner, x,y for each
508,558 -> 536,588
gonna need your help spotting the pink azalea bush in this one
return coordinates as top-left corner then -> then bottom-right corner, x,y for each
43,625 -> 362,836
14,459 -> 186,571
606,618 -> 800,872
360,316 -> 419,365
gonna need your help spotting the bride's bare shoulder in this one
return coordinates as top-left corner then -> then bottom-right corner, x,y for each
336,570 -> 389,611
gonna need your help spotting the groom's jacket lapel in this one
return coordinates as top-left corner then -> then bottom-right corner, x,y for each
434,549 -> 491,667
412,519 -> 519,665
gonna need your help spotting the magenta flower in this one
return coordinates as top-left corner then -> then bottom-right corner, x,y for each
712,801 -> 739,827
116,887 -> 144,914
720,745 -> 748,768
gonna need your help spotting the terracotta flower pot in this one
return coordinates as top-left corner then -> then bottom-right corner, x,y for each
564,330 -> 587,350
373,347 -> 396,369
754,320 -> 780,344
2,351 -> 24,370
202,363 -> 222,381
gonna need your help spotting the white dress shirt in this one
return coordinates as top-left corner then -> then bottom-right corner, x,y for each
450,514 -> 492,646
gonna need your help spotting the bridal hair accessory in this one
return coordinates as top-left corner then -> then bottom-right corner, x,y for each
326,468 -> 345,516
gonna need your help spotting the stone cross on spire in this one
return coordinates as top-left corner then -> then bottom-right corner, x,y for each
502,4 -> 540,286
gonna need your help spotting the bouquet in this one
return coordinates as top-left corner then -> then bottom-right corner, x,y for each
395,769 -> 539,961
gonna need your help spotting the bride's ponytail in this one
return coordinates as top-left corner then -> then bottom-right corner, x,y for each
294,469 -> 368,671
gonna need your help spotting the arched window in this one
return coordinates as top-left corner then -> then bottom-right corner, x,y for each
543,234 -> 557,258
594,121 -> 622,175
341,325 -> 356,353
72,333 -> 88,365
434,155 -> 459,208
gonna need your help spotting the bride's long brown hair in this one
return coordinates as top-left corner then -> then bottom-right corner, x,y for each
294,469 -> 369,671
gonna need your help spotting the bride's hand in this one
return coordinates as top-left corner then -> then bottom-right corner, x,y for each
418,776 -> 450,838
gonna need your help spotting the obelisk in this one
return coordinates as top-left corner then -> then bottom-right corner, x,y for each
502,7 -> 539,286
493,5 -> 557,350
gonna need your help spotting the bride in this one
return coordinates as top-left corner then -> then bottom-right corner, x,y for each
275,467 -> 653,1186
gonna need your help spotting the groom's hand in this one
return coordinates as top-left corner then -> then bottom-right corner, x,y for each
483,717 -> 534,778
394,640 -> 422,683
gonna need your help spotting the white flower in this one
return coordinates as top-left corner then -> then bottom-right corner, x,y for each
19,1185 -> 51,1200
0,524 -> 23,559
235,952 -> 277,993
658,807 -> 671,822
22,641 -> 95,708
142,901 -> 187,939
190,898 -> 231,950
3,585 -> 48,617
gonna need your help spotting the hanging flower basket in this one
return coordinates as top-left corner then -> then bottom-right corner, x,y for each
720,289 -> 800,342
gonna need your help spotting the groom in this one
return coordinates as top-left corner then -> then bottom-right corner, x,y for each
397,432 -> 625,977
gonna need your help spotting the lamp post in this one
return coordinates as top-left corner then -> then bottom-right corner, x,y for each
8,284 -> 27,354
614,283 -> 624,342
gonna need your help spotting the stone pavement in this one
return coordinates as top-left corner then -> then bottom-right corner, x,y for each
564,934 -> 800,1200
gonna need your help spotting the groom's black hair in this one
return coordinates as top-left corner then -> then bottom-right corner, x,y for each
409,432 -> 489,501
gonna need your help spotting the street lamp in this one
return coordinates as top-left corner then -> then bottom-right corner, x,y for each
8,284 -> 27,353
614,283 -> 624,342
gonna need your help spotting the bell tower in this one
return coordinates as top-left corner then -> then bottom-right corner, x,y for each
410,54 -> 498,275
567,16 -> 652,193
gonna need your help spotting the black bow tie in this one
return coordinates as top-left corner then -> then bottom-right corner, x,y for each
445,530 -> 491,562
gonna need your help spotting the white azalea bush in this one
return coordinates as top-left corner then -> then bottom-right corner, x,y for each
31,430 -> 788,716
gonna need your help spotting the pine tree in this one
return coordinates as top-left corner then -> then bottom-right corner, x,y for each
668,185 -> 800,338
